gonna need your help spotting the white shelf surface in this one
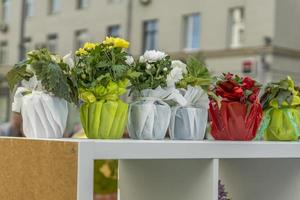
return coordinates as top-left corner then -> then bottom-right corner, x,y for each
75,139 -> 300,159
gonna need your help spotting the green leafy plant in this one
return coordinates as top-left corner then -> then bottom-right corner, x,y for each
260,76 -> 300,109
176,57 -> 212,90
74,38 -> 139,102
6,49 -> 78,103
128,50 -> 172,94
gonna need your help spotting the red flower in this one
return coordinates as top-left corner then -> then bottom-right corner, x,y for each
216,84 -> 244,101
249,93 -> 257,103
242,77 -> 255,89
219,80 -> 239,92
224,73 -> 234,80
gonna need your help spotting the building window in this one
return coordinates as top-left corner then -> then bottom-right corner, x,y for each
0,41 -> 8,64
74,30 -> 89,50
184,14 -> 200,50
1,0 -> 11,23
143,19 -> 158,52
47,34 -> 58,53
77,0 -> 89,9
228,7 -> 245,48
107,25 -> 120,37
23,37 -> 32,54
25,0 -> 34,18
49,0 -> 60,14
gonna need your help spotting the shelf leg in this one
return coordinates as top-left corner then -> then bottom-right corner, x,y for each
77,142 -> 94,200
119,159 -> 218,200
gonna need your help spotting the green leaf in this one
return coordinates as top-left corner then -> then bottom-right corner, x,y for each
276,90 -> 292,107
6,60 -> 33,91
177,56 -> 212,89
32,61 -> 72,102
111,64 -> 128,80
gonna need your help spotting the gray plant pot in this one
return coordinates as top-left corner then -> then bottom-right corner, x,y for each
128,100 -> 171,140
169,106 -> 208,140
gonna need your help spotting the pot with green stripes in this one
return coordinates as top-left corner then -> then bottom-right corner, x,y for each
80,99 -> 128,139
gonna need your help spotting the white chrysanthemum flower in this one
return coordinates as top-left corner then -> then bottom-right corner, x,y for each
142,50 -> 167,63
125,56 -> 134,65
167,67 -> 184,86
146,63 -> 152,70
63,53 -> 75,68
139,56 -> 146,63
171,60 -> 187,74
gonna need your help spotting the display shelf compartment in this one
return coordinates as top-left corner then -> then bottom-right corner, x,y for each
219,159 -> 300,200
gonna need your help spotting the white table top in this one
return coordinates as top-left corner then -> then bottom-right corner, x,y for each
2,137 -> 300,159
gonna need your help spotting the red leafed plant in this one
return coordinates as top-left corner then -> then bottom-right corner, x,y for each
213,73 -> 260,104
209,73 -> 263,140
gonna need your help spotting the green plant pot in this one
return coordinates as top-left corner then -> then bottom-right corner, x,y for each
80,99 -> 128,139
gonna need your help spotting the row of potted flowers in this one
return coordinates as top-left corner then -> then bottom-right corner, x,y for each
6,37 -> 300,141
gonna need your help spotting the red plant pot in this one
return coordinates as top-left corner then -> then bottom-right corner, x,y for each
209,100 -> 263,140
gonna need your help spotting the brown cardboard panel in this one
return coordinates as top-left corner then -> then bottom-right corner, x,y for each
0,138 -> 78,200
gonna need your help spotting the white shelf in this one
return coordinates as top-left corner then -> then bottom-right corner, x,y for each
75,139 -> 300,159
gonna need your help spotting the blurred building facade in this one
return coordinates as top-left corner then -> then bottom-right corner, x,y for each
1,0 -> 300,123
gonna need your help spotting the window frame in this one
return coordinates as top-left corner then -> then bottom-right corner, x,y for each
77,0 -> 89,9
227,7 -> 245,48
47,33 -> 58,53
74,29 -> 89,51
183,13 -> 201,51
49,0 -> 60,15
107,25 -> 120,37
2,0 -> 11,23
0,41 -> 8,65
142,19 -> 158,52
24,0 -> 34,18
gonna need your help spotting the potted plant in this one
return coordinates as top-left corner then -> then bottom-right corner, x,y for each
168,57 -> 211,140
6,49 -> 77,138
209,73 -> 262,140
127,50 -> 174,140
74,37 -> 136,139
256,76 -> 300,141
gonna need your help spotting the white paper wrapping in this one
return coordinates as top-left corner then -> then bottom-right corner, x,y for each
12,86 -> 68,138
127,87 -> 178,140
169,86 -> 209,140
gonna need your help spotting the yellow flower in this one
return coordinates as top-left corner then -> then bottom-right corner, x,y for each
76,48 -> 88,56
102,36 -> 129,49
114,37 -> 129,49
103,37 -> 115,45
83,42 -> 97,50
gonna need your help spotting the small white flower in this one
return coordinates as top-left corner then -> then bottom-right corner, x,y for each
167,67 -> 184,86
125,56 -> 134,65
50,55 -> 61,63
63,53 -> 75,68
142,50 -> 167,63
171,60 -> 187,74
139,56 -> 146,63
163,67 -> 168,71
146,63 -> 152,70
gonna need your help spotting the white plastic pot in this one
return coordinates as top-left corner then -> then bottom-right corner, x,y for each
12,88 -> 68,138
